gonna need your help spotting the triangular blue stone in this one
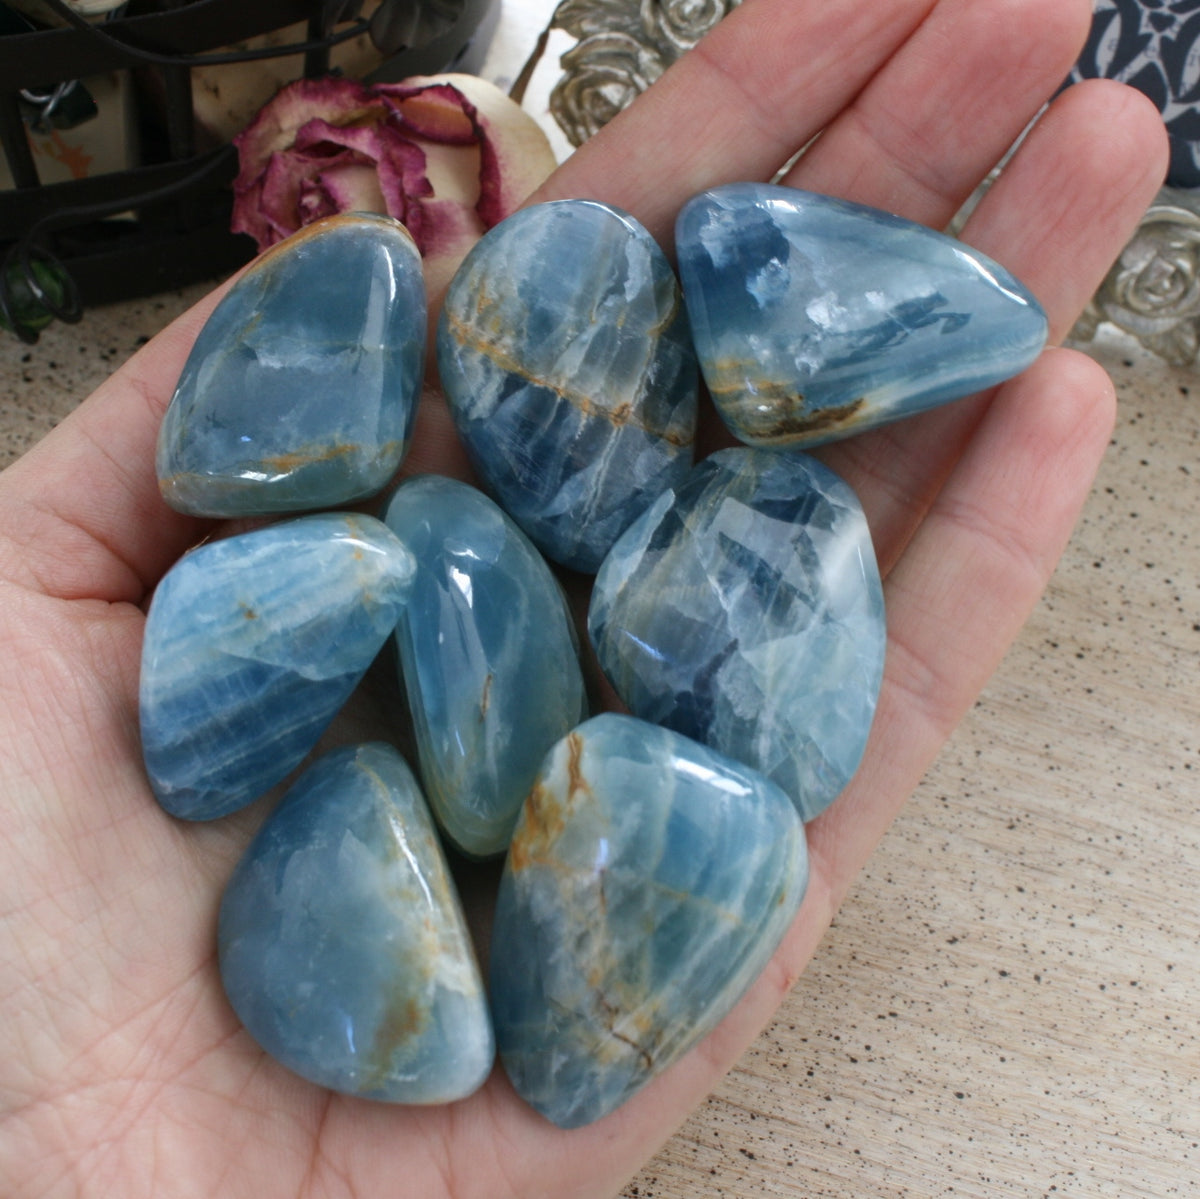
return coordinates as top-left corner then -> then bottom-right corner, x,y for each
139,513 -> 414,821
490,714 -> 808,1127
219,744 -> 494,1102
676,183 -> 1048,447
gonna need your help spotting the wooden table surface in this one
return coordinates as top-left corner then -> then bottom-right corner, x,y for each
3,5 -> 1198,1195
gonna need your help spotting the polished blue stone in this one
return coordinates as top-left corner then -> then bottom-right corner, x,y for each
140,513 -> 415,821
437,199 -> 698,572
490,713 -> 807,1128
219,743 -> 494,1103
158,213 -> 426,516
384,475 -> 586,857
676,183 -> 1048,447
589,447 -> 885,822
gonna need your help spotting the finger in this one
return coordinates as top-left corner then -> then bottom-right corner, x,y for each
819,79 -> 1168,573
810,346 -> 1116,900
784,0 -> 1093,226
962,80 -> 1167,346
528,0 -> 938,246
0,287 -> 230,605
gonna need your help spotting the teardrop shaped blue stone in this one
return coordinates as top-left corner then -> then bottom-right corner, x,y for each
385,475 -> 586,857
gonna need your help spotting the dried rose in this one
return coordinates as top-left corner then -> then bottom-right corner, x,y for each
231,72 -> 557,301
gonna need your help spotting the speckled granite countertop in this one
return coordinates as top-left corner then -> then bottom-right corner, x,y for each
2,280 -> 1197,1197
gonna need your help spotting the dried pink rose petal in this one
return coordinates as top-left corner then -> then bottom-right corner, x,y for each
232,76 -> 378,170
385,75 -> 561,232
231,78 -> 386,249
382,80 -> 481,146
231,72 -> 557,302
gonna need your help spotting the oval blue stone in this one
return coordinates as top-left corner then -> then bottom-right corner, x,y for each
490,713 -> 808,1129
384,475 -> 587,857
676,183 -> 1048,447
139,512 -> 415,821
588,447 -> 885,822
437,199 -> 698,572
219,743 -> 494,1103
157,213 -> 426,516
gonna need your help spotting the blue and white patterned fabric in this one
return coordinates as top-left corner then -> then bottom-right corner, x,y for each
1068,1 -> 1200,188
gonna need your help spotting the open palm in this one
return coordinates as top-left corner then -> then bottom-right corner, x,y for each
0,2 -> 1166,1196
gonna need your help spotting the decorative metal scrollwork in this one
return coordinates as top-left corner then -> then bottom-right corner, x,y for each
548,0 -> 739,147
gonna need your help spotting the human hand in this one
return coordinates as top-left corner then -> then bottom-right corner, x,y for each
0,1 -> 1166,1196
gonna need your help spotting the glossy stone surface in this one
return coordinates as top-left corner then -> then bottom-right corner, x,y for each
384,475 -> 586,857
676,183 -> 1048,448
219,743 -> 494,1103
589,447 -> 885,822
157,213 -> 426,516
491,713 -> 808,1128
140,513 -> 415,821
437,199 -> 697,572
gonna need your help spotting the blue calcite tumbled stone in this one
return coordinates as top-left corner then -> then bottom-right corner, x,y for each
140,512 -> 415,821
219,743 -> 494,1103
437,199 -> 698,572
384,475 -> 586,857
676,183 -> 1048,447
490,713 -> 808,1128
589,447 -> 885,822
157,213 -> 426,516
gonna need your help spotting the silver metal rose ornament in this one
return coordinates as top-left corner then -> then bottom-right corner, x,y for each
1072,191 -> 1200,366
548,0 -> 741,146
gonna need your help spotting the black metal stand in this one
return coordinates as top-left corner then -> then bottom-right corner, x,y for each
0,0 -> 495,341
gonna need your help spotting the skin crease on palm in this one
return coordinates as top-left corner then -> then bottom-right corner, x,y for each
0,0 -> 1169,1196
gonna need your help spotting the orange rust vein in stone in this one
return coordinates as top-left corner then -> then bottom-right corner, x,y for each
608,1027 -> 653,1070
740,395 -> 867,442
363,993 -> 426,1090
565,731 -> 592,802
160,440 -> 396,494
259,210 -> 409,266
594,988 -> 653,1069
509,777 -> 567,873
258,441 -> 364,474
511,734 -> 591,872
647,289 -> 680,339
708,365 -> 870,441
442,308 -> 693,448
376,994 -> 425,1048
